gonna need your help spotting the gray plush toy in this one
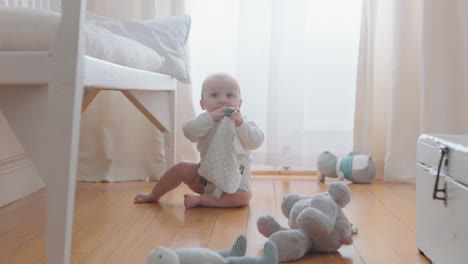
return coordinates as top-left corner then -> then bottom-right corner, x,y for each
317,151 -> 376,184
257,182 -> 353,262
146,235 -> 278,264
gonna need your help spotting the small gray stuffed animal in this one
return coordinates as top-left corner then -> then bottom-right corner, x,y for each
317,151 -> 376,184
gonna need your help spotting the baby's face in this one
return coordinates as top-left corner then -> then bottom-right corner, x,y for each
200,77 -> 242,112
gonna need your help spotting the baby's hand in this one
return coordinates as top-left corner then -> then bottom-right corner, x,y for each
230,108 -> 243,127
208,106 -> 227,122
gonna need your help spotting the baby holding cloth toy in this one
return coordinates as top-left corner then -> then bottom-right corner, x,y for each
134,73 -> 264,208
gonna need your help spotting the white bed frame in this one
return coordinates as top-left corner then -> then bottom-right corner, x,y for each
0,1 -> 176,263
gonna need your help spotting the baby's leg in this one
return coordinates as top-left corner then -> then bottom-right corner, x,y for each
184,188 -> 252,209
134,161 -> 203,203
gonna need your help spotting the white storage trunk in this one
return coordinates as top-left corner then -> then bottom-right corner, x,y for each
416,134 -> 468,264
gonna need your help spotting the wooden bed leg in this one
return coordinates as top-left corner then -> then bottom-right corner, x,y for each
121,90 -> 169,132
165,85 -> 177,169
81,88 -> 100,113
163,131 -> 175,171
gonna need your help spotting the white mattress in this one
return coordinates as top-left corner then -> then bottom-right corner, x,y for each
0,50 -> 174,91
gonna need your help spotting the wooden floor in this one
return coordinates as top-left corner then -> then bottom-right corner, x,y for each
0,176 -> 431,264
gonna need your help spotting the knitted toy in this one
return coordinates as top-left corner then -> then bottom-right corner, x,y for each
257,182 -> 353,262
145,235 -> 278,264
317,151 -> 376,184
198,108 -> 246,198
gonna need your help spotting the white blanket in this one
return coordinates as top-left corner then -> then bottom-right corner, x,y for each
198,116 -> 245,198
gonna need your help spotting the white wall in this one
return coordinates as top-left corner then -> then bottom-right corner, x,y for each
0,110 -> 45,207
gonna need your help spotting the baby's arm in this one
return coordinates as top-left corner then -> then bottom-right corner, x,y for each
182,112 -> 215,142
236,119 -> 265,150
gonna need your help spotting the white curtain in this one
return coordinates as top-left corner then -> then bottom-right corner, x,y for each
79,0 -> 197,181
355,0 -> 468,182
189,0 -> 362,169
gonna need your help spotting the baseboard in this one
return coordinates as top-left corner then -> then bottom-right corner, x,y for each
0,154 -> 31,175
252,170 -> 315,175
0,154 -> 45,207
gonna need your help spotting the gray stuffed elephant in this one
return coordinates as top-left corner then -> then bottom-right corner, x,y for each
317,151 -> 376,184
257,182 -> 353,262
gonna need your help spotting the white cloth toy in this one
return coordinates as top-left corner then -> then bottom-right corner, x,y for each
198,108 -> 246,198
146,235 -> 278,264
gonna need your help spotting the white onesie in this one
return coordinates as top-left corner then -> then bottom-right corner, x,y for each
182,111 -> 264,196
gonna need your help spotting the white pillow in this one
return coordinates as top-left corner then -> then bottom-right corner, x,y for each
0,8 -> 164,72
85,24 -> 164,72
87,12 -> 191,83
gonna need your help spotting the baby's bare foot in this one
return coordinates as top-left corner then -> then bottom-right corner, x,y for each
134,192 -> 158,203
184,194 -> 201,209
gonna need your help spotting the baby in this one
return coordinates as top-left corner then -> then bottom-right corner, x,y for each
134,73 -> 264,208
